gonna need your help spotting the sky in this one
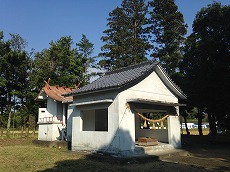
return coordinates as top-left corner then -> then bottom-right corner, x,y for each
1,0 -> 230,57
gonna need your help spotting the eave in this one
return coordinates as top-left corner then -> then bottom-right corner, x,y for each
127,98 -> 186,107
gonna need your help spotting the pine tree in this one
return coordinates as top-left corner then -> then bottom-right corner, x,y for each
76,34 -> 95,83
99,0 -> 151,70
0,32 -> 31,132
148,0 -> 187,76
30,36 -> 90,90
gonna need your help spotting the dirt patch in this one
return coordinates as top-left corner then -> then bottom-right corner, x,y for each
0,137 -> 35,146
32,139 -> 68,148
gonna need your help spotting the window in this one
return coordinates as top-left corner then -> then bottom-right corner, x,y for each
82,109 -> 108,131
95,109 -> 108,131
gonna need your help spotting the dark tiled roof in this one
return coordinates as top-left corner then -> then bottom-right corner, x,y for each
64,60 -> 158,96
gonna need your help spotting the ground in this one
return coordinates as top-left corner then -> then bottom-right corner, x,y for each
0,135 -> 229,172
163,135 -> 230,171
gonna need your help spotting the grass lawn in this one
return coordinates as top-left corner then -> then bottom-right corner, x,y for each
0,143 -> 184,172
181,128 -> 210,135
1,136 -> 229,172
0,139 -> 97,172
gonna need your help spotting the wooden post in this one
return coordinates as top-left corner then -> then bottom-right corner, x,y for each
32,127 -> 35,138
1,128 -> 3,139
26,128 -> 29,137
21,126 -> 24,137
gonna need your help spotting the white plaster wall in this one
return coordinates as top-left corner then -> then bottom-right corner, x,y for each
52,123 -> 64,141
38,124 -> 49,141
114,71 -> 179,152
39,97 -> 63,120
38,98 -> 63,121
38,95 -> 67,141
67,105 -> 74,141
38,123 -> 63,141
71,94 -> 120,153
73,91 -> 135,153
63,104 -> 67,125
126,71 -> 178,103
168,116 -> 181,148
115,94 -> 136,152
38,108 -> 53,119
74,91 -> 117,104
71,109 -> 110,151
38,98 -> 66,141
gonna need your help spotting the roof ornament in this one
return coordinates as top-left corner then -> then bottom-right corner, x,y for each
47,78 -> 51,84
74,83 -> 80,89
44,78 -> 51,90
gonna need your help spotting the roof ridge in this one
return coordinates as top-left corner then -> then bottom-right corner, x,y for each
63,60 -> 159,96
105,60 -> 158,75
157,65 -> 186,97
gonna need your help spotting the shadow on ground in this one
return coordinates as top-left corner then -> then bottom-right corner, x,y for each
37,153 -> 210,172
36,135 -> 230,172
162,135 -> 230,172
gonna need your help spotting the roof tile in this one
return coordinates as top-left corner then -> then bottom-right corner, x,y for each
64,60 -> 158,96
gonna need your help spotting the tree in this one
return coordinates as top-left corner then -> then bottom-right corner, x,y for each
29,35 -> 95,130
99,0 -> 151,70
0,31 -> 9,115
29,50 -> 52,91
9,33 -> 27,52
30,36 -> 91,90
194,111 -> 206,136
180,107 -> 190,135
181,2 -> 230,135
76,34 -> 95,83
0,32 -> 31,135
148,0 -> 187,76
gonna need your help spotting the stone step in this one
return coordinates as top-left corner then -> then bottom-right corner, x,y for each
88,148 -> 189,164
134,142 -> 175,155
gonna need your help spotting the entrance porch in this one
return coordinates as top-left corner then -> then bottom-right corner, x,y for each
127,99 -> 184,152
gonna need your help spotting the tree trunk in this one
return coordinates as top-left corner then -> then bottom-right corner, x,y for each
6,93 -> 12,138
208,112 -> 217,135
196,108 -> 203,136
197,114 -> 203,136
21,126 -> 24,137
183,116 -> 190,135
12,112 -> 15,138
12,95 -> 16,138
25,128 -> 29,137
6,110 -> 11,138
32,127 -> 35,138
1,128 -> 3,139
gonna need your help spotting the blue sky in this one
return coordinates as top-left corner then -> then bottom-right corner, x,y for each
1,0 -> 229,57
